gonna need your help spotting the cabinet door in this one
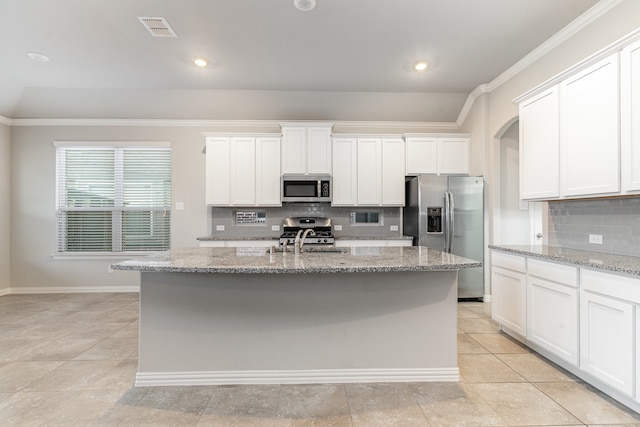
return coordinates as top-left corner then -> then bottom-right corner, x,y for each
205,137 -> 231,205
281,127 -> 306,174
255,137 -> 281,206
307,127 -> 332,174
439,138 -> 469,175
519,87 -> 560,200
405,137 -> 438,174
621,40 -> 640,192
357,138 -> 382,205
381,138 -> 405,205
561,54 -> 620,197
527,276 -> 578,365
230,137 -> 256,205
580,290 -> 634,396
331,138 -> 357,206
491,266 -> 527,337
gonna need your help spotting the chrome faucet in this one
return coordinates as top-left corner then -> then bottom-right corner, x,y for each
299,229 -> 316,252
293,229 -> 304,254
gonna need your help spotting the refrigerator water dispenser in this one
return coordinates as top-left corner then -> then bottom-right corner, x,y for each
426,207 -> 443,233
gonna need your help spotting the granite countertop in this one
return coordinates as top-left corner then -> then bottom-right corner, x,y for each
111,246 -> 481,274
196,235 -> 413,241
489,244 -> 640,277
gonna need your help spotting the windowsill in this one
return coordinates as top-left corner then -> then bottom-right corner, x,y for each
51,251 -> 163,260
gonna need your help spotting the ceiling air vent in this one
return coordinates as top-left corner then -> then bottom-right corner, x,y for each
138,17 -> 177,37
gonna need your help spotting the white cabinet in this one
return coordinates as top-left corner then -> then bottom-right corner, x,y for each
331,137 -> 358,205
561,54 -> 620,197
580,269 -> 638,397
357,138 -> 382,205
205,136 -> 281,206
622,39 -> 640,193
526,259 -> 578,365
381,138 -> 406,205
281,124 -> 332,174
405,135 -> 470,175
517,52 -> 622,201
332,137 -> 405,206
519,87 -> 560,199
491,252 -> 527,337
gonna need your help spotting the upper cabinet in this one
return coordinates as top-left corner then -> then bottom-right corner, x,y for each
622,39 -> 640,193
561,54 -> 620,197
331,136 -> 405,207
405,135 -> 470,175
519,87 -> 560,199
516,34 -> 640,201
281,123 -> 333,174
205,135 -> 281,206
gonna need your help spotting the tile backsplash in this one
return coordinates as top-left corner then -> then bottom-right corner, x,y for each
547,197 -> 640,256
207,203 -> 402,239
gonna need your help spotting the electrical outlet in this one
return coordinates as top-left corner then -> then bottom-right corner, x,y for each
216,225 -> 225,231
271,225 -> 280,231
390,225 -> 399,231
175,202 -> 184,211
589,234 -> 603,244
334,225 -> 342,231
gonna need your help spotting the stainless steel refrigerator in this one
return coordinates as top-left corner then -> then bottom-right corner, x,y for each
403,175 -> 484,300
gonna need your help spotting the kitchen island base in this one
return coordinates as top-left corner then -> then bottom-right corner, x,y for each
136,270 -> 459,386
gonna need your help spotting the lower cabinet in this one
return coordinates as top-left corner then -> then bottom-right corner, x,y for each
580,269 -> 637,397
491,252 -> 527,337
491,249 -> 640,411
526,259 -> 578,365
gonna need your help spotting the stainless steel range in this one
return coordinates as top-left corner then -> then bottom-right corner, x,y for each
279,217 -> 335,246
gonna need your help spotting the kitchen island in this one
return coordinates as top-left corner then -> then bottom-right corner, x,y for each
112,246 -> 481,387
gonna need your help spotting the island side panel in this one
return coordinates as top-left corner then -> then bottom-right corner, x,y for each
138,270 -> 458,384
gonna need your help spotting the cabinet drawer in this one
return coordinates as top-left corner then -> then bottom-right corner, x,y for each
528,259 -> 578,287
491,251 -> 526,273
581,269 -> 640,304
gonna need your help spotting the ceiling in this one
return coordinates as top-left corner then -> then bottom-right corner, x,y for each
0,0 -> 602,121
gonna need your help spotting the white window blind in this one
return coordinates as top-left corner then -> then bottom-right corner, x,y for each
55,144 -> 171,253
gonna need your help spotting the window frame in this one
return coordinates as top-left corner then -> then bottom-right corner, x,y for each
54,141 -> 172,257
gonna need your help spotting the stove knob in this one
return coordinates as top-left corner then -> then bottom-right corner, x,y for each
324,239 -> 328,243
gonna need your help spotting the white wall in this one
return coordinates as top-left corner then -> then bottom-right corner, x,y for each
10,125 -> 211,290
0,122 -> 10,292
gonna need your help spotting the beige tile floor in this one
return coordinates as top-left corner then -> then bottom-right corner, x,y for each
0,293 -> 639,426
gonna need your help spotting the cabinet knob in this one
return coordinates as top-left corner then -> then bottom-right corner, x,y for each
536,233 -> 543,239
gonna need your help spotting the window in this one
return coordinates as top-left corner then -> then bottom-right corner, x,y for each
55,142 -> 171,253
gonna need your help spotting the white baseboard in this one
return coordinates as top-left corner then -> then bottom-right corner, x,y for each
135,368 -> 460,387
483,294 -> 492,302
0,288 -> 10,297
6,285 -> 139,294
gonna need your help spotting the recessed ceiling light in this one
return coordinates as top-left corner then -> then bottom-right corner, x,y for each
294,0 -> 316,11
27,52 -> 50,62
193,57 -> 208,67
414,61 -> 428,71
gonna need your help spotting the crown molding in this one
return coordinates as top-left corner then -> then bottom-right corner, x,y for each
0,115 -> 11,126
456,0 -> 625,126
9,117 -> 459,132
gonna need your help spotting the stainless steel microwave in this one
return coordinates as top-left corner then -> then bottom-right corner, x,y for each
281,175 -> 332,203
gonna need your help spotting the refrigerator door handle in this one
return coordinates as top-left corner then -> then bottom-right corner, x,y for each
448,191 -> 455,253
444,191 -> 451,252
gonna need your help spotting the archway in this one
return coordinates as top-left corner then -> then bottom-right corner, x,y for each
492,118 -> 542,245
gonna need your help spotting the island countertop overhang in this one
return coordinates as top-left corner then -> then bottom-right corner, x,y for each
110,246 -> 481,274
